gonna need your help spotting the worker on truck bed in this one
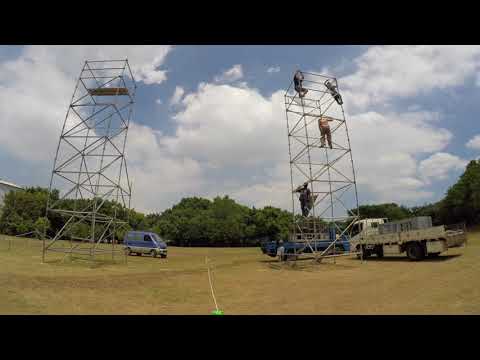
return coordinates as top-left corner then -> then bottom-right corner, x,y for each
294,70 -> 308,98
294,182 -> 312,217
318,115 -> 334,149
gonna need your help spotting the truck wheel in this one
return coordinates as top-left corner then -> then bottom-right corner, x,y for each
375,246 -> 384,258
361,246 -> 371,259
406,242 -> 424,261
151,250 -> 157,258
356,245 -> 362,259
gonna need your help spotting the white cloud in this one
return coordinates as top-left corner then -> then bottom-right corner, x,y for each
305,45 -> 480,203
155,98 -> 163,105
135,45 -> 468,210
169,86 -> 185,105
347,111 -> 452,202
153,46 -> 475,208
267,66 -> 280,73
17,45 -> 173,85
126,123 -> 205,213
0,45 -> 174,209
0,45 -> 476,214
339,45 -> 480,112
148,47 -> 476,209
418,152 -> 468,183
214,64 -> 243,83
126,46 -> 480,210
0,45 -> 172,164
163,83 -> 285,168
349,111 -> 450,155
154,83 -> 454,209
466,134 -> 480,150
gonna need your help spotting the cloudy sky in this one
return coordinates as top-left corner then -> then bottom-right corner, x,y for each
0,45 -> 479,213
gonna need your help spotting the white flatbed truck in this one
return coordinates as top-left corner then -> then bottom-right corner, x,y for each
349,217 -> 467,261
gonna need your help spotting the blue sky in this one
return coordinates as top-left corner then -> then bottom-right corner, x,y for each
0,45 -> 479,214
134,45 -> 369,133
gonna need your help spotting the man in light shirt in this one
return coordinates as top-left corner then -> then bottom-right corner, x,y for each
276,241 -> 285,261
318,115 -> 334,149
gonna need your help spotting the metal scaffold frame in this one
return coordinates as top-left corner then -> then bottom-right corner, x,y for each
284,71 -> 361,263
43,59 -> 137,263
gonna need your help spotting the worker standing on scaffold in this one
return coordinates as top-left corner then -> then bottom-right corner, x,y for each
318,115 -> 334,149
324,79 -> 343,105
294,182 -> 312,217
294,70 -> 308,98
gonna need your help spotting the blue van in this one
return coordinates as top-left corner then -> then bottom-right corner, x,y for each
124,231 -> 168,258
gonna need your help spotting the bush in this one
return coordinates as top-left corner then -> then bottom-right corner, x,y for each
34,217 -> 50,238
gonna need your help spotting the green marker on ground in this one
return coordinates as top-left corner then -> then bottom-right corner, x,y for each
211,309 -> 224,315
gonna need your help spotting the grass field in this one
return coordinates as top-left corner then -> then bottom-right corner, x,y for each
1,230 -> 479,314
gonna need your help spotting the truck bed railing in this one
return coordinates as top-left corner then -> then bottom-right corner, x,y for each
444,222 -> 466,232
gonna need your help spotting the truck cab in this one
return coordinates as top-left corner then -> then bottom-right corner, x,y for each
124,231 -> 167,258
351,218 -> 388,237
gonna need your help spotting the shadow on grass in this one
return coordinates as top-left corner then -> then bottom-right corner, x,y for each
348,254 -> 462,263
259,255 -> 318,264
44,255 -> 126,269
263,256 -> 358,271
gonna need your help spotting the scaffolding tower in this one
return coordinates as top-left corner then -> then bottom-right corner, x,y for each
43,59 -> 136,262
284,71 -> 360,262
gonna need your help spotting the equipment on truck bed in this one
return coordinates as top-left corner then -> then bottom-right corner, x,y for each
378,216 -> 432,234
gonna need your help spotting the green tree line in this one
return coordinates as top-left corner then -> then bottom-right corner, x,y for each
354,159 -> 480,227
143,196 -> 293,246
1,159 -> 478,245
0,189 -> 292,246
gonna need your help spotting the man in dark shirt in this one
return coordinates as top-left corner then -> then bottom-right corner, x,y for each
294,70 -> 308,98
325,79 -> 343,105
294,182 -> 312,217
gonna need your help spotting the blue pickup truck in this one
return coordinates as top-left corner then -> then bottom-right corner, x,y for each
124,231 -> 167,258
261,234 -> 350,260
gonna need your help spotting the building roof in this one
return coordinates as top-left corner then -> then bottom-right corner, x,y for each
0,179 -> 23,190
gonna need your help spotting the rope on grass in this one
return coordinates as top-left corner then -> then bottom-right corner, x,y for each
205,256 -> 219,312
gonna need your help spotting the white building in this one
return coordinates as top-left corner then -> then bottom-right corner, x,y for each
0,179 -> 23,208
